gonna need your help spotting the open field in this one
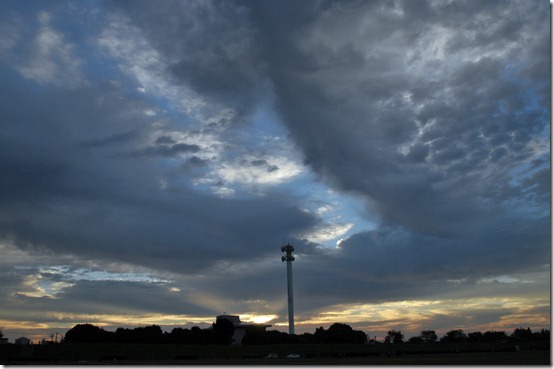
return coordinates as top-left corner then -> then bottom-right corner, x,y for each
1,342 -> 549,365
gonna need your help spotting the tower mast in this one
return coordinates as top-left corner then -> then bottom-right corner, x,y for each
281,243 -> 295,334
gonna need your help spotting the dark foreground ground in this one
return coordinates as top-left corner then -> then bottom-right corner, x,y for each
1,342 -> 550,365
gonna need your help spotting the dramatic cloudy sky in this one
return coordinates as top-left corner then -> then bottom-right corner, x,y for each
0,0 -> 550,342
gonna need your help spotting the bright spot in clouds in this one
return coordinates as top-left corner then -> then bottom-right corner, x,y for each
241,314 -> 278,324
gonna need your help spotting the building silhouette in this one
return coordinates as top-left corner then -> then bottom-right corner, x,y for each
216,314 -> 271,345
14,337 -> 31,345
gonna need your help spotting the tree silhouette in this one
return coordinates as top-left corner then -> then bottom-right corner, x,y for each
385,330 -> 404,344
136,325 -> 162,343
326,323 -> 367,344
166,327 -> 196,344
467,331 -> 483,343
533,329 -> 550,342
64,323 -> 113,343
242,327 -> 287,345
511,327 -> 533,342
482,330 -> 507,343
190,326 -> 210,345
313,326 -> 326,343
440,329 -> 467,343
419,330 -> 437,344
61,322 -> 550,346
407,336 -> 424,344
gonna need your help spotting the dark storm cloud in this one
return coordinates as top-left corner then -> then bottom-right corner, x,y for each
3,277 -> 211,323
278,219 -> 550,314
139,142 -> 201,158
183,155 -> 209,168
53,280 -> 199,316
120,0 -> 549,309
80,131 -> 137,148
0,80 -> 318,274
238,0 -> 549,237
111,0 -> 267,123
245,158 -> 279,172
3,179 -> 316,273
0,85 -> 139,201
155,136 -> 176,145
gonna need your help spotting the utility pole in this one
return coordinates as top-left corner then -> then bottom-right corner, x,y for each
281,243 -> 295,335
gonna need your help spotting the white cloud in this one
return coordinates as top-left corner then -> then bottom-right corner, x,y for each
96,13 -> 239,126
300,222 -> 354,244
17,11 -> 85,88
97,14 -> 206,117
215,155 -> 303,186
211,186 -> 235,198
315,205 -> 333,216
17,274 -> 74,299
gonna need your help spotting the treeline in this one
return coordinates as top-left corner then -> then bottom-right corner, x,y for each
385,327 -> 550,345
62,321 -> 367,345
244,323 -> 367,345
62,321 -> 549,346
63,319 -> 237,345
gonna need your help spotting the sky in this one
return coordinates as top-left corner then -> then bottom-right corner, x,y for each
0,0 -> 550,343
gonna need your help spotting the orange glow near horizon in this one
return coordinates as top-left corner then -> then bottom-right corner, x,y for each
240,314 -> 278,324
0,313 -> 214,332
1,294 -> 549,343
286,296 -> 550,338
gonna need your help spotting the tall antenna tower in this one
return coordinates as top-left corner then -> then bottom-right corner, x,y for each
281,242 -> 295,334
